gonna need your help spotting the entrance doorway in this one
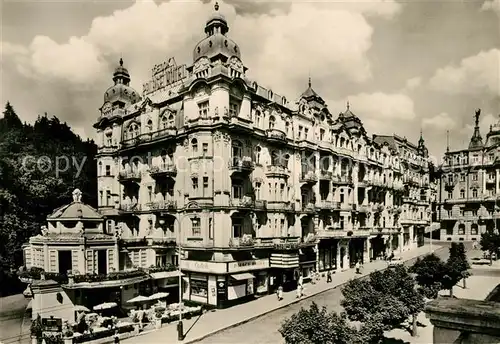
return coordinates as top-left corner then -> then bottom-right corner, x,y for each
97,250 -> 108,275
58,251 -> 72,275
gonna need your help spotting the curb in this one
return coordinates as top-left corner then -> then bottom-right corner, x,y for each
182,247 -> 444,344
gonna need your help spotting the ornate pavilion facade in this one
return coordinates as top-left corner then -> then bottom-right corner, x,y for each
438,109 -> 500,241
90,3 -> 432,308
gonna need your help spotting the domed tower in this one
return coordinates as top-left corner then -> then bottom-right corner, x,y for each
337,102 -> 366,136
101,58 -> 141,116
192,2 -> 246,77
485,114 -> 500,146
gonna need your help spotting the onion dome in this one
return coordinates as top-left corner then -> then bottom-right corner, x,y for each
103,58 -> 141,107
193,2 -> 241,63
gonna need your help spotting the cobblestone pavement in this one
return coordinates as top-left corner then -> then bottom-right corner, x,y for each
124,244 -> 443,344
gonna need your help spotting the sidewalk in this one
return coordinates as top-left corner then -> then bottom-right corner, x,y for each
124,244 -> 442,344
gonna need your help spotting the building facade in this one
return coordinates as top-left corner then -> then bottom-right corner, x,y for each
92,4 -> 432,308
438,109 -> 500,241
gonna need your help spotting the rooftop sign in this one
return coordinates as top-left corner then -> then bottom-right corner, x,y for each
143,57 -> 188,96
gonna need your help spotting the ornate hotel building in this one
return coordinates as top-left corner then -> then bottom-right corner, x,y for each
438,109 -> 500,241
93,4 -> 432,308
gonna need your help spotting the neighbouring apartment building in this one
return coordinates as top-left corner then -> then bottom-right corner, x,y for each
438,109 -> 500,241
89,3 -> 432,308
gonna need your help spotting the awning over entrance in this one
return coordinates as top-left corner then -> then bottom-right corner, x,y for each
150,271 -> 184,279
230,272 -> 255,281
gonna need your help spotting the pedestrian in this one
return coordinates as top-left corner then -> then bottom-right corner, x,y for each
298,275 -> 303,288
296,284 -> 302,298
355,261 -> 360,274
326,270 -> 332,283
277,285 -> 283,301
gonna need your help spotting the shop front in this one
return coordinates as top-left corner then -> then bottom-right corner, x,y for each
180,258 -> 270,309
150,270 -> 183,304
299,246 -> 317,280
348,238 -> 365,267
269,251 -> 300,292
317,239 -> 338,272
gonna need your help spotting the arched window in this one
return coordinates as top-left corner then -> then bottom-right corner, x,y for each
271,150 -> 279,166
191,138 -> 198,153
255,146 -> 261,164
255,110 -> 262,126
458,223 -> 465,235
472,189 -> 478,198
161,115 -> 169,129
98,161 -> 102,176
340,137 -> 345,148
269,116 -> 275,130
285,122 -> 290,135
283,154 -> 290,169
471,224 -> 478,235
127,122 -> 140,139
232,140 -> 242,164
146,119 -> 153,133
460,189 -> 465,198
168,114 -> 175,128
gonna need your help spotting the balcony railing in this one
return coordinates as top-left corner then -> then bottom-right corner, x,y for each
230,197 -> 255,208
118,170 -> 141,182
300,171 -> 318,183
119,203 -> 141,212
266,165 -> 290,178
121,128 -> 177,147
266,128 -> 286,142
149,163 -> 177,178
317,200 -> 340,210
319,170 -> 333,180
147,200 -> 177,211
229,235 -> 254,248
229,156 -> 255,172
266,201 -> 295,211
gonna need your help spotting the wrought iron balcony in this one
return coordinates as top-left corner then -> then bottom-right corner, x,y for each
266,165 -> 290,178
266,128 -> 287,142
317,200 -> 340,211
230,197 -> 255,209
149,163 -> 177,178
300,171 -> 318,183
119,203 -> 141,212
147,199 -> 177,211
118,170 -> 141,183
229,156 -> 255,173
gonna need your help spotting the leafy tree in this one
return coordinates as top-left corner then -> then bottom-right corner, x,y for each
0,102 -> 97,296
410,254 -> 446,299
449,243 -> 470,288
441,256 -> 464,297
279,302 -> 357,344
341,265 -> 424,337
480,228 -> 500,265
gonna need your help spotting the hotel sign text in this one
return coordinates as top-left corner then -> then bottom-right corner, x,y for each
143,57 -> 188,96
228,259 -> 269,273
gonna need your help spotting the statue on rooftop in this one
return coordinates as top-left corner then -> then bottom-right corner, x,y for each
72,189 -> 82,203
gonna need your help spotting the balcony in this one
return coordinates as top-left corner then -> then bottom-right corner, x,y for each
333,175 -> 353,185
317,200 -> 340,211
267,201 -> 295,212
317,228 -> 348,238
300,171 -> 318,184
149,163 -> 177,178
266,165 -> 290,178
319,170 -> 333,180
266,128 -> 287,143
147,199 -> 176,212
230,197 -> 255,209
118,170 -> 141,183
254,200 -> 267,210
228,235 -> 254,248
302,202 -> 316,213
121,128 -> 177,148
119,203 -> 141,213
229,156 -> 255,173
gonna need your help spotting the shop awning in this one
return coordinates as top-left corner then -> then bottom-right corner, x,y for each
150,270 -> 184,279
230,272 -> 255,281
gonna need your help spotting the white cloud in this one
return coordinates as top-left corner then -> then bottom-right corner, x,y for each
429,48 -> 500,97
422,112 -> 457,131
405,77 -> 422,90
481,0 -> 500,14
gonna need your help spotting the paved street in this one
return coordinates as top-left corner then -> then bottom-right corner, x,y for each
197,246 -> 451,344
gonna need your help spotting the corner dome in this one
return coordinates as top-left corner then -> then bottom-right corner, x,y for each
193,2 -> 241,63
47,189 -> 103,221
103,58 -> 141,109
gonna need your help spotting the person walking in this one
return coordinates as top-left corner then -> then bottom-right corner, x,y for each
277,285 -> 283,301
355,261 -> 361,274
296,284 -> 302,298
326,270 -> 332,283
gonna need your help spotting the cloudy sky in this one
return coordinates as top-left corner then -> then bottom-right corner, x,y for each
1,0 -> 499,161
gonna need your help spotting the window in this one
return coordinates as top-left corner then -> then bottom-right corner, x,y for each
105,133 -> 112,146
232,217 -> 242,237
232,180 -> 243,199
198,101 -> 209,118
339,217 -> 344,230
472,210 -> 478,217
208,218 -> 213,239
148,186 -> 153,202
255,146 -> 261,164
203,177 -> 209,193
271,151 -> 279,166
191,217 -> 201,236
232,141 -> 242,164
192,177 -> 198,192
472,173 -> 478,181
447,191 -> 453,199
106,190 -> 111,206
161,115 -> 169,129
460,174 -> 465,182
255,111 -> 262,126
191,138 -> 198,153
460,209 -> 464,217
320,129 -> 325,141
448,175 -> 453,184
269,116 -> 275,130
229,102 -> 239,117
472,189 -> 478,198
460,189 -> 465,198
105,165 -> 111,176
98,162 -> 102,176
202,143 -> 208,156
127,122 -> 140,139
280,183 -> 285,199
255,182 -> 261,199
168,114 -> 175,128
146,120 -> 153,132
471,224 -> 478,235
285,122 -> 290,135
340,190 -> 345,203
304,128 -> 309,140
99,190 -> 103,205
298,126 -> 303,139
458,224 -> 465,235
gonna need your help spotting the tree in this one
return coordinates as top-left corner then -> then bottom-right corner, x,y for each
341,265 -> 424,337
449,243 -> 471,288
279,302 -> 357,344
480,228 -> 500,265
441,257 -> 464,297
409,254 -> 446,299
